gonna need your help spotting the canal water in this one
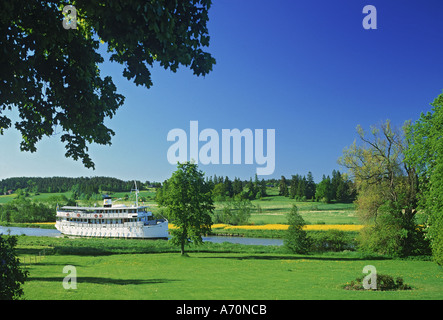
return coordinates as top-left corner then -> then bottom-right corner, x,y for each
0,225 -> 61,237
0,225 -> 283,246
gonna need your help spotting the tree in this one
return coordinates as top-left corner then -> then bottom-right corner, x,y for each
305,172 -> 316,200
215,198 -> 253,225
339,120 -> 427,257
279,176 -> 289,197
212,183 -> 226,201
223,176 -> 233,198
0,1 -> 215,168
0,235 -> 29,300
259,178 -> 267,198
405,91 -> 443,265
335,177 -> 350,203
315,175 -> 333,203
245,177 -> 256,199
232,177 -> 243,196
159,162 -> 214,255
289,175 -> 299,199
284,205 -> 309,254
232,177 -> 243,195
296,176 -> 307,200
331,170 -> 341,200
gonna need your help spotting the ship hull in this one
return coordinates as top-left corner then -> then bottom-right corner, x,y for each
55,220 -> 169,239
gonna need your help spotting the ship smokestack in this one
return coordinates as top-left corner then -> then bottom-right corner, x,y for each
103,196 -> 112,208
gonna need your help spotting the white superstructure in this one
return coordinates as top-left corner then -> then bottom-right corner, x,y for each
55,192 -> 168,239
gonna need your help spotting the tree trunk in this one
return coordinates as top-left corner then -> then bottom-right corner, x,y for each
180,227 -> 186,255
180,240 -> 185,255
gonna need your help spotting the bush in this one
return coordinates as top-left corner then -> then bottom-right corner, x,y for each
357,211 -> 430,257
344,274 -> 412,291
0,198 -> 54,223
212,199 -> 253,225
0,235 -> 29,300
308,230 -> 356,252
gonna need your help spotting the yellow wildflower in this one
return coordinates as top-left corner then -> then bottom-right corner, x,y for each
169,223 -> 363,231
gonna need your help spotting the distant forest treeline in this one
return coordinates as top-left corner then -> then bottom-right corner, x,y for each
0,176 -> 148,194
1,170 -> 356,204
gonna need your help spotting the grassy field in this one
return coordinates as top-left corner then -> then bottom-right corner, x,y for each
215,187 -> 358,225
249,198 -> 357,225
15,237 -> 442,300
3,188 -> 441,300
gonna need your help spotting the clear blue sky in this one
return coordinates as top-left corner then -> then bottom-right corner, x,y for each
1,0 -> 442,183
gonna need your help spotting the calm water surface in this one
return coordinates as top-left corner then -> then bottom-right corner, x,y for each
0,225 -> 61,237
0,225 -> 283,246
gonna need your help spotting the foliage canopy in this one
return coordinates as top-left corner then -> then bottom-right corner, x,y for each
157,162 -> 214,255
0,0 -> 215,168
405,92 -> 443,265
339,120 -> 428,257
0,235 -> 29,300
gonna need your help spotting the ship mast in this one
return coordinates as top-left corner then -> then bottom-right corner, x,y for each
132,180 -> 139,207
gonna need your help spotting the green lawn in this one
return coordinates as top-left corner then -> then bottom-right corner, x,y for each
0,194 -> 16,204
225,193 -> 358,225
15,237 -> 443,300
5,188 -> 440,300
21,251 -> 442,300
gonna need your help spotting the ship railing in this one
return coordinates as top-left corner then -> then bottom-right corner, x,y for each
56,211 -> 134,219
124,221 -> 143,227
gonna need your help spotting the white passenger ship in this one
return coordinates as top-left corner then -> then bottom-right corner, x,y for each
55,193 -> 168,239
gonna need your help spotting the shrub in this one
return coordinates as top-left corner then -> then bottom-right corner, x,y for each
1,198 -> 54,223
357,210 -> 430,257
212,199 -> 253,225
308,230 -> 356,252
0,235 -> 29,300
344,274 -> 412,291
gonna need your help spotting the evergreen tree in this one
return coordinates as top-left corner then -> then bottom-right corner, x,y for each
296,176 -> 307,200
335,179 -> 348,202
259,179 -> 267,198
224,176 -> 233,198
289,175 -> 299,199
233,177 -> 243,196
284,205 -> 309,254
279,176 -> 289,197
306,171 -> 316,200
331,170 -> 342,201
